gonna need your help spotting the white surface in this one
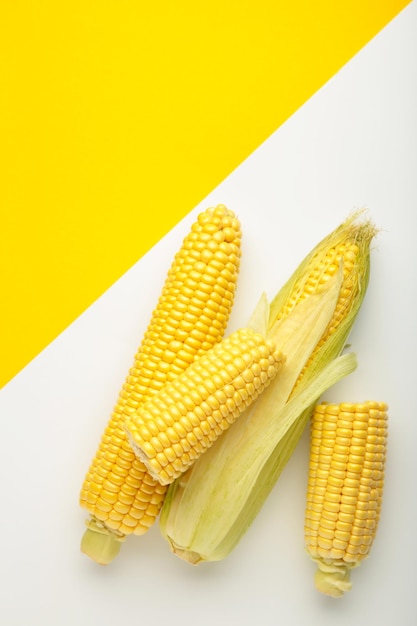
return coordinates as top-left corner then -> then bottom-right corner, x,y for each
1,4 -> 416,624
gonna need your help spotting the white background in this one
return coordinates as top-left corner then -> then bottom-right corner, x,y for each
1,3 -> 416,624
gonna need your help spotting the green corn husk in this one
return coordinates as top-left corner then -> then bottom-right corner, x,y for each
159,213 -> 377,563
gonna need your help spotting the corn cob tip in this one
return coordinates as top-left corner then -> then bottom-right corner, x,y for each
312,559 -> 352,598
81,517 -> 125,565
81,525 -> 123,565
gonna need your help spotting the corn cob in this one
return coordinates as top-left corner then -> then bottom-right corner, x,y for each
272,237 -> 362,394
125,328 -> 286,485
160,212 -> 377,563
305,401 -> 388,597
79,204 -> 241,564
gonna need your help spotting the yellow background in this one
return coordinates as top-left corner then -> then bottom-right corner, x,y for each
0,1 -> 410,388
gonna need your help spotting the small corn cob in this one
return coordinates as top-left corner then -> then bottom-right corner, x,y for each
125,328 -> 286,485
305,401 -> 388,597
79,204 -> 241,564
160,212 -> 377,563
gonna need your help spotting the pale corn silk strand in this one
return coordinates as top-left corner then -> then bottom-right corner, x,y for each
79,205 -> 241,564
305,401 -> 388,597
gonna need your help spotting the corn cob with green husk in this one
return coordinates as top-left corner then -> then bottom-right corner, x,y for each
79,205 -> 241,564
159,212 -> 377,564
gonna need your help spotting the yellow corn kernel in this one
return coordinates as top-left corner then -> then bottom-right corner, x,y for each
79,205 -> 241,564
125,328 -> 285,485
304,401 -> 388,597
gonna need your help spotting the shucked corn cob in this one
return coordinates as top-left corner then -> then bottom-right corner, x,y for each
305,401 -> 388,597
79,205 -> 241,564
160,212 -> 377,563
125,327 -> 286,485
